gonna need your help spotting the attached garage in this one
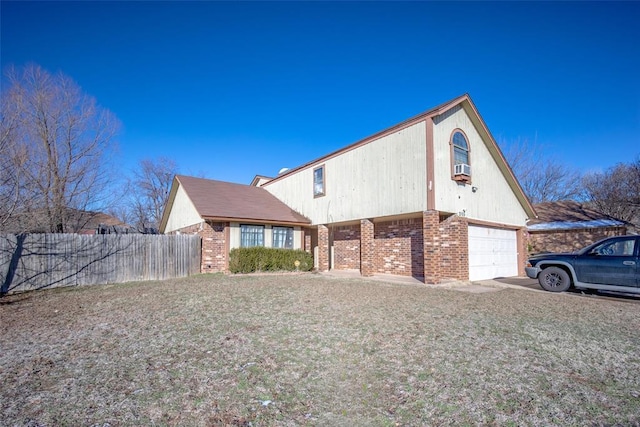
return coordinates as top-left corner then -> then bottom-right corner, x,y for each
468,225 -> 518,281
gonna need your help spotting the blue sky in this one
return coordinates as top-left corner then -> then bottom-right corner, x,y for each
2,1 -> 639,184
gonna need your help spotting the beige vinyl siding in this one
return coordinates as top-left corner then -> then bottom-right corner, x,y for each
163,184 -> 203,233
432,105 -> 528,226
265,121 -> 428,225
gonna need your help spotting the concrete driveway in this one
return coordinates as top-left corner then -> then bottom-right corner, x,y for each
492,277 -> 540,290
489,276 -> 640,304
322,270 -> 639,303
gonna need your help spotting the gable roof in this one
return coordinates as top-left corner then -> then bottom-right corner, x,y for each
249,174 -> 274,187
160,175 -> 310,231
260,93 -> 536,220
260,95 -> 469,185
527,201 -> 625,231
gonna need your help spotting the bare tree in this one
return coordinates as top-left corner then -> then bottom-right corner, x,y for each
0,64 -> 120,233
129,157 -> 178,232
503,138 -> 582,204
583,157 -> 640,230
0,90 -> 21,227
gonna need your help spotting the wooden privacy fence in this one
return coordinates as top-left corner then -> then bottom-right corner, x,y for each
0,234 -> 201,294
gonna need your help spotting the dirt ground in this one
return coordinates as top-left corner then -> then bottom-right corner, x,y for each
1,273 -> 639,426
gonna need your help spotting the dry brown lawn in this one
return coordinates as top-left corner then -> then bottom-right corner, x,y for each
1,273 -> 639,426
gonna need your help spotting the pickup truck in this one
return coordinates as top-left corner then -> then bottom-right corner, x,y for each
525,235 -> 639,294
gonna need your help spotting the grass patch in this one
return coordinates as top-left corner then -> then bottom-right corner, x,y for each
1,274 -> 639,426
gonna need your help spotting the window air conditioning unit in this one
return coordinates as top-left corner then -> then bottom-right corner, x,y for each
454,163 -> 471,176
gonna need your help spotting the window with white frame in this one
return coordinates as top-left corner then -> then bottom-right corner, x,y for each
240,224 -> 264,247
272,226 -> 294,249
313,165 -> 325,197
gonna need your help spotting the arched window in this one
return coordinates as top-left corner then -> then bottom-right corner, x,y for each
452,131 -> 469,165
451,130 -> 471,182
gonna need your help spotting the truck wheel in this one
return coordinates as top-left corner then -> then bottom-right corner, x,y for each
538,266 -> 571,292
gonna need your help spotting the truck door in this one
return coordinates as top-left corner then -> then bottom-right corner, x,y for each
573,236 -> 638,288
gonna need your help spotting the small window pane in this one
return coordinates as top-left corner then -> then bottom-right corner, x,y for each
453,132 -> 468,149
240,225 -> 264,247
273,226 -> 293,249
454,146 -> 468,165
313,166 -> 325,196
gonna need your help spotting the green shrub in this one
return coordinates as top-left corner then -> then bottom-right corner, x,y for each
228,247 -> 314,274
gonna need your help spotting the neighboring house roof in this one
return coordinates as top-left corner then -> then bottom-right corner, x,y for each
250,175 -> 274,187
527,201 -> 625,231
84,212 -> 141,234
1,208 -> 133,234
160,175 -> 310,231
260,93 -> 536,220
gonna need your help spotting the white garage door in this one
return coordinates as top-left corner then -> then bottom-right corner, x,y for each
468,225 -> 518,281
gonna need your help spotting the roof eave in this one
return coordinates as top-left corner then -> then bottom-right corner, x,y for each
458,97 -> 537,220
263,94 -> 471,187
201,215 -> 311,226
158,176 -> 181,233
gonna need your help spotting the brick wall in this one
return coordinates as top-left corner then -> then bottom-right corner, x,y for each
528,227 -> 626,255
423,211 -> 441,283
439,215 -> 469,281
517,228 -> 527,276
332,225 -> 361,270
317,225 -> 329,272
360,219 -> 375,276
304,229 -> 312,253
422,211 -> 472,284
373,217 -> 423,277
168,221 -> 228,273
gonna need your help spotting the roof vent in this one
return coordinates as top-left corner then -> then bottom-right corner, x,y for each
278,167 -> 289,175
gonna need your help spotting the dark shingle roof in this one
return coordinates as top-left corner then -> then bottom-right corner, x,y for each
176,175 -> 310,224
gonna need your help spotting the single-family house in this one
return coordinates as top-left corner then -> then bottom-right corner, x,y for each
160,94 -> 536,283
527,201 -> 627,254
